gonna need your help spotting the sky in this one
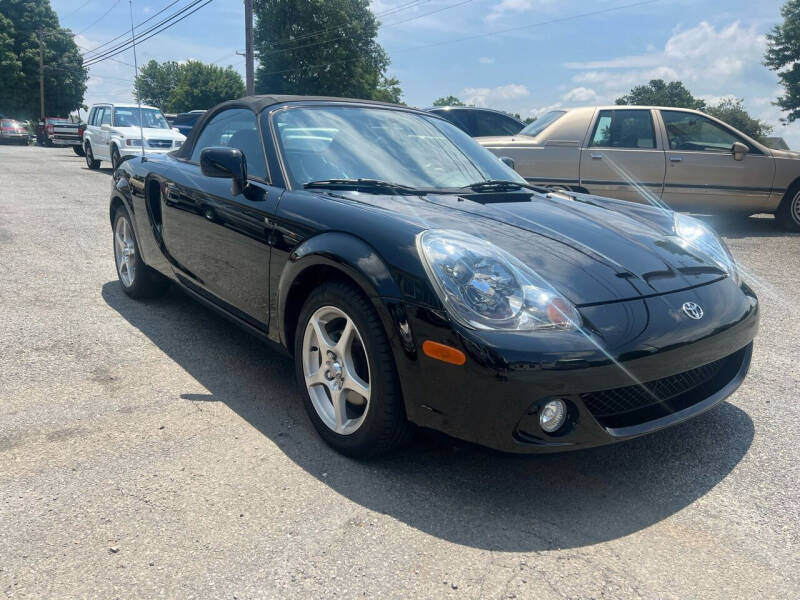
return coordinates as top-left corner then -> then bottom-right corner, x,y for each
51,0 -> 800,147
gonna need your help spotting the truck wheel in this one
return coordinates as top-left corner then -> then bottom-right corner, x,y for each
73,144 -> 85,157
776,185 -> 800,232
111,145 -> 121,170
85,143 -> 100,169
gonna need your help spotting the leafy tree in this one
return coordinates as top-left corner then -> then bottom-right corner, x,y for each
705,97 -> 772,141
134,60 -> 181,110
765,0 -> 800,122
433,95 -> 465,107
0,0 -> 87,120
253,0 -> 402,103
134,60 -> 245,113
616,79 -> 705,109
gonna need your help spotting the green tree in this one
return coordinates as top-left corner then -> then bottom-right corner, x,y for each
134,60 -> 181,109
765,0 -> 800,122
616,79 -> 706,109
705,97 -> 773,141
134,60 -> 245,113
432,95 -> 465,106
0,0 -> 87,120
253,0 -> 402,103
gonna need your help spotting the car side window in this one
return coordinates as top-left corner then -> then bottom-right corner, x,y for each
661,110 -> 747,153
590,109 -> 656,149
434,110 -> 476,136
190,108 -> 267,180
88,108 -> 96,126
100,108 -> 111,126
474,111 -> 523,136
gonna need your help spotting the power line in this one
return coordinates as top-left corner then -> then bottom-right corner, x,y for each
61,0 -> 95,22
81,0 -> 185,57
258,0 -> 659,78
75,0 -> 124,36
83,0 -> 212,67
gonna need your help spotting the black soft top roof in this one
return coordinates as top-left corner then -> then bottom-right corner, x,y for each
175,94 -> 407,159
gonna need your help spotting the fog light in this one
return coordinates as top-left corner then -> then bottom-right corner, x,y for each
539,399 -> 567,433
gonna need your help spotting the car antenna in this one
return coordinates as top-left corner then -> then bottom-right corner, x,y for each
129,0 -> 146,162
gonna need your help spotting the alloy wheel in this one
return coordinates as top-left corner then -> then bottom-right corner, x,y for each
792,190 -> 800,226
302,306 -> 371,435
114,216 -> 136,287
85,145 -> 93,168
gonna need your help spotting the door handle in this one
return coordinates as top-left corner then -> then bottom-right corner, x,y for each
669,156 -> 682,162
591,153 -> 603,160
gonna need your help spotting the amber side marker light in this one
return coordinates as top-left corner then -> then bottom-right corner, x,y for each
422,340 -> 466,365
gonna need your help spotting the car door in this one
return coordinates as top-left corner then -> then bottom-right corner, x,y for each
658,110 -> 775,212
96,107 -> 112,158
160,107 -> 280,329
579,108 -> 666,204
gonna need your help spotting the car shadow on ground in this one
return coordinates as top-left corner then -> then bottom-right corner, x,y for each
699,213 -> 799,238
102,281 -> 754,552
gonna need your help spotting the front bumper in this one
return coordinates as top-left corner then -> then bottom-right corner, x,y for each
391,276 -> 758,453
119,147 -> 176,158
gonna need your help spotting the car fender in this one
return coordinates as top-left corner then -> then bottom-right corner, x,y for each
276,231 -> 407,349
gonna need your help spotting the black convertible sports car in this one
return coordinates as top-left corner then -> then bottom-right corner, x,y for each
109,95 -> 759,457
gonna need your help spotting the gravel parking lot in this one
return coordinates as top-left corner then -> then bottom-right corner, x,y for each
1,144 -> 799,599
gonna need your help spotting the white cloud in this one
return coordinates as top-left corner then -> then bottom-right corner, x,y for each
461,83 -> 529,107
486,0 -> 552,22
478,56 -> 495,65
562,86 -> 598,103
527,102 -> 563,119
565,21 -> 765,86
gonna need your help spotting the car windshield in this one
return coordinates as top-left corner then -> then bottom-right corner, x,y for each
519,110 -> 566,137
272,106 -> 523,190
113,107 -> 169,129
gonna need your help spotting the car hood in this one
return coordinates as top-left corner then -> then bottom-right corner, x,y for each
343,190 -> 729,306
113,126 -> 185,140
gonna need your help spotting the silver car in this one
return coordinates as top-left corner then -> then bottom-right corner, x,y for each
478,106 -> 800,230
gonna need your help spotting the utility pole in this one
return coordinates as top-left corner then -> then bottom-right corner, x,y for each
244,0 -> 254,96
38,32 -> 45,119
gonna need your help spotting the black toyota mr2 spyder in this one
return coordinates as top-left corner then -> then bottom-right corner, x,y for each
109,96 -> 758,457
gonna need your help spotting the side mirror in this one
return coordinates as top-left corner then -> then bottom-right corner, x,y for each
732,141 -> 748,161
499,156 -> 515,170
200,146 -> 247,195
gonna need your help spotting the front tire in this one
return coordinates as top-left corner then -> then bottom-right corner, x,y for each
113,207 -> 170,299
111,145 -> 121,170
294,282 -> 411,457
85,142 -> 100,169
776,185 -> 800,231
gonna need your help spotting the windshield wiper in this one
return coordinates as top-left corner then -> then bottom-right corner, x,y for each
461,179 -> 550,193
304,178 -> 425,195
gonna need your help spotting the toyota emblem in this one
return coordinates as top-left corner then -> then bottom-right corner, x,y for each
682,302 -> 704,320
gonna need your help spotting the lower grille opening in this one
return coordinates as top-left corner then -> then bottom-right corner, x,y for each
581,347 -> 748,429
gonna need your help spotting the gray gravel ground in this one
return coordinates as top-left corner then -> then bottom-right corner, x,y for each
1,144 -> 799,599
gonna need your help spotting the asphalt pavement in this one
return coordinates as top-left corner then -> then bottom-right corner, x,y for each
1,144 -> 798,599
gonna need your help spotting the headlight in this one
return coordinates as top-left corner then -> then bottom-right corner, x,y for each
417,230 -> 582,331
125,138 -> 142,147
673,213 -> 740,284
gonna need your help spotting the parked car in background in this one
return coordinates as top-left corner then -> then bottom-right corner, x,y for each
477,106 -> 800,230
108,95 -> 758,457
83,103 -> 186,170
36,117 -> 84,154
427,106 -> 524,137
0,118 -> 29,145
172,109 -> 206,137
163,113 -> 177,127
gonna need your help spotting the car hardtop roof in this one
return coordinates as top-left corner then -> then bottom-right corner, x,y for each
564,105 -> 711,113
426,105 -> 524,120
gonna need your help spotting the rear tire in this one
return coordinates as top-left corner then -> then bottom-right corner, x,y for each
776,185 -> 800,232
73,144 -> 85,157
294,282 -> 412,457
113,206 -> 170,299
85,142 -> 100,169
